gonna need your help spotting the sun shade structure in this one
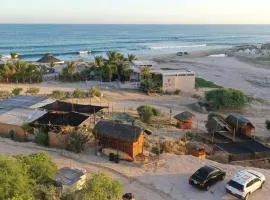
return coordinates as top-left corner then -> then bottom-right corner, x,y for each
0,95 -> 52,109
0,108 -> 47,140
93,120 -> 144,158
174,111 -> 195,129
37,53 -> 64,64
33,112 -> 88,127
41,100 -> 107,114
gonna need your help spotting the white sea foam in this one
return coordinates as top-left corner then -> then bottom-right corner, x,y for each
208,54 -> 227,57
149,44 -> 207,50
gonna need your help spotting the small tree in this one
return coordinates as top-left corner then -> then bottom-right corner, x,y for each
137,105 -> 160,123
12,88 -> 23,96
26,87 -> 40,95
81,172 -> 123,200
266,120 -> 270,130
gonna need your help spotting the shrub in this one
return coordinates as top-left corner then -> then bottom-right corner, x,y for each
266,120 -> 270,130
205,88 -> 250,110
137,105 -> 160,123
12,88 -> 23,96
26,87 -> 40,95
0,90 -> 11,99
89,86 -> 101,97
73,88 -> 85,98
51,90 -> 66,99
65,132 -> 90,153
35,131 -> 49,146
195,77 -> 222,88
81,172 -> 123,200
174,89 -> 181,95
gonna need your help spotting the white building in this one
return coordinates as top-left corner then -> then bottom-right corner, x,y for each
152,68 -> 195,93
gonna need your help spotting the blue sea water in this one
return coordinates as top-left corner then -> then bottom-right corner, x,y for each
0,24 -> 270,61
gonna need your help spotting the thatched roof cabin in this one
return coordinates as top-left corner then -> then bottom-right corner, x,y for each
37,53 -> 64,64
174,111 -> 195,129
174,111 -> 195,121
93,120 -> 144,158
225,113 -> 255,137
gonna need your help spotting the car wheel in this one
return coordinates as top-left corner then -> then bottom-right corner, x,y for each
259,181 -> 265,189
244,193 -> 250,200
205,185 -> 210,191
220,174 -> 225,181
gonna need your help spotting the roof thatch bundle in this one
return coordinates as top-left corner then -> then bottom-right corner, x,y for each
93,120 -> 143,142
205,117 -> 224,133
225,113 -> 255,129
174,111 -> 195,121
37,53 -> 62,63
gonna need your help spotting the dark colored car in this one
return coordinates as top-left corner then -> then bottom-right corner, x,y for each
189,165 -> 226,191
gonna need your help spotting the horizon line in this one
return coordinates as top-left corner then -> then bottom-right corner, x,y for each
0,23 -> 270,26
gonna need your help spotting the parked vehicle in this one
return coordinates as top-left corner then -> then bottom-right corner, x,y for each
189,165 -> 226,191
122,193 -> 135,200
226,169 -> 265,200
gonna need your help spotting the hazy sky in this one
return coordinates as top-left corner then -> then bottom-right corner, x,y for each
1,0 -> 269,24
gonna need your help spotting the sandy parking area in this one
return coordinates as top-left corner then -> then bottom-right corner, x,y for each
1,139 -> 270,200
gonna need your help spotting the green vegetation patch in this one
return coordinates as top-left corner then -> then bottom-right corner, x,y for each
205,88 -> 250,110
195,77 -> 222,88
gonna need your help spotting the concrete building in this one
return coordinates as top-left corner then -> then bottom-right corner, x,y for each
128,60 -> 195,93
152,68 -> 195,93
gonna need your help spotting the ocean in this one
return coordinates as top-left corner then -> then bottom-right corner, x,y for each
0,24 -> 270,61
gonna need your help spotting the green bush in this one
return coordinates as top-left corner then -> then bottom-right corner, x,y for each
205,88 -> 250,110
89,86 -> 101,97
0,153 -> 58,200
65,132 -> 90,153
137,105 -> 160,123
35,131 -> 49,146
73,88 -> 86,98
51,90 -> 66,99
12,88 -> 23,96
0,90 -> 11,99
266,120 -> 270,130
26,87 -> 40,95
195,77 -> 222,88
81,172 -> 123,200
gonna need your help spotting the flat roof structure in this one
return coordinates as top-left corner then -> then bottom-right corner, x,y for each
0,108 -> 47,126
151,68 -> 195,76
0,95 -> 53,109
55,167 -> 86,186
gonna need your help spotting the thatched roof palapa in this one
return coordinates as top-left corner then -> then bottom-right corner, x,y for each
174,111 -> 195,121
93,120 -> 143,142
37,53 -> 63,64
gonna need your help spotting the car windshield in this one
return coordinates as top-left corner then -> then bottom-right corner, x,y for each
228,180 -> 244,190
193,168 -> 210,180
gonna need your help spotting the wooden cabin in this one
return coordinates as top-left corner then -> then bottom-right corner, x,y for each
93,120 -> 144,159
174,111 -> 195,129
225,114 -> 255,137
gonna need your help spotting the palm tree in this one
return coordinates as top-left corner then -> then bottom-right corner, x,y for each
67,61 -> 76,76
127,54 -> 137,62
3,62 -> 16,83
10,52 -> 19,60
94,56 -> 105,67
